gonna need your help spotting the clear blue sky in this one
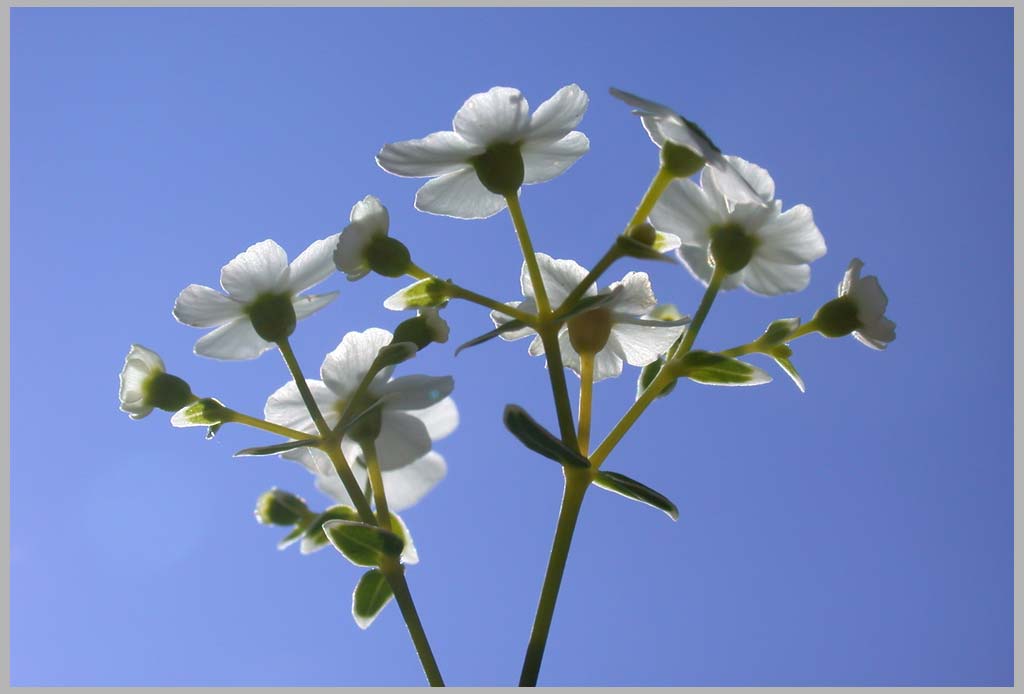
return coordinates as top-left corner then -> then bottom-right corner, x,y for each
11,7 -> 1012,686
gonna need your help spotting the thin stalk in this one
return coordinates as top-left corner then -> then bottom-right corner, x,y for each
224,409 -> 315,441
553,245 -> 620,319
277,338 -> 331,434
625,167 -> 674,231
577,353 -> 595,456
380,557 -> 445,687
506,193 -> 552,316
362,438 -> 391,530
407,262 -> 536,324
518,472 -> 589,687
671,267 -> 725,358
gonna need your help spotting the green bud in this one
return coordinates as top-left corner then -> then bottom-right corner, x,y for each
660,141 -> 706,179
709,222 -> 757,275
171,397 -> 229,428
567,308 -> 613,355
626,222 -> 657,246
392,310 -> 448,351
471,142 -> 524,196
255,489 -> 310,526
245,292 -> 296,343
348,407 -> 383,443
638,357 -> 677,400
365,236 -> 412,278
812,296 -> 861,338
146,372 -> 194,412
383,278 -> 450,310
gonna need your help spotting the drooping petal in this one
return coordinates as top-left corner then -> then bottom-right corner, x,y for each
376,411 -> 433,471
605,272 -> 657,315
854,316 -> 896,350
521,131 -> 590,184
321,328 -> 394,399
172,284 -> 244,327
708,157 -> 773,207
609,321 -> 685,367
219,239 -> 291,302
640,114 -> 708,157
376,375 -> 454,411
292,291 -> 339,320
414,167 -> 507,220
408,397 -> 459,442
521,253 -> 591,307
720,156 -> 775,202
288,233 -> 341,294
527,84 -> 589,141
379,452 -> 447,512
376,131 -> 483,177
755,204 -> 826,265
193,317 -> 274,360
264,379 -> 337,433
850,275 -> 890,323
453,86 -> 531,146
742,258 -> 811,296
650,179 -> 719,246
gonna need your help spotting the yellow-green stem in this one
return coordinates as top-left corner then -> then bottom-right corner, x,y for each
577,353 -> 595,456
506,193 -> 552,316
380,557 -> 445,687
363,438 -> 391,531
224,410 -> 314,441
625,167 -> 674,231
277,339 -> 331,434
554,245 -> 621,319
408,262 -> 536,325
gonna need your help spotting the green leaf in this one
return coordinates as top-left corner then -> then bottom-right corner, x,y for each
675,350 -> 772,386
324,519 -> 405,567
376,341 -> 417,367
772,353 -> 806,393
388,512 -> 419,565
594,471 -> 679,521
636,357 -> 677,401
352,569 -> 394,630
299,506 -> 360,555
234,437 -> 320,458
454,318 -> 528,356
615,234 -> 678,262
503,405 -> 590,469
277,523 -> 310,550
758,317 -> 801,347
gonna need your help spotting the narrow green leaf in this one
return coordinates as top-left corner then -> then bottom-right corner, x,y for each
594,471 -> 679,521
352,569 -> 394,630
388,512 -> 419,565
277,523 -> 310,550
299,506 -> 360,555
772,354 -> 806,393
324,519 -> 405,567
758,317 -> 801,346
454,319 -> 528,356
615,234 -> 678,262
675,350 -> 772,386
503,405 -> 590,469
234,437 -> 320,458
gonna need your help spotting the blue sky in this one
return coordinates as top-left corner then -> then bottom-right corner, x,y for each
11,7 -> 1012,686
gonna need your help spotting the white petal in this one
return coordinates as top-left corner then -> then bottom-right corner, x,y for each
676,245 -> 744,291
850,275 -> 890,323
193,318 -> 274,360
292,291 -> 339,320
521,253 -> 591,307
609,321 -> 685,367
334,226 -> 377,277
709,157 -> 773,207
380,452 -> 447,512
376,411 -> 432,471
314,460 -> 369,506
742,258 -> 811,296
854,316 -> 896,350
288,233 -> 340,294
721,156 -> 775,201
452,86 -> 531,146
490,299 -> 539,341
590,345 -> 624,382
840,258 -> 864,297
321,328 -> 394,398
125,344 -> 164,373
649,179 -> 718,246
264,379 -> 337,433
521,131 -> 589,184
556,328 -> 584,377
376,132 -> 483,177
527,84 -> 589,141
641,114 -> 708,157
219,239 -> 291,302
605,272 -> 657,315
608,87 -> 679,119
407,397 -> 458,442
755,204 -> 826,265
527,333 -> 546,357
652,231 -> 682,253
414,167 -> 507,220
172,284 -> 244,327
377,375 -> 454,411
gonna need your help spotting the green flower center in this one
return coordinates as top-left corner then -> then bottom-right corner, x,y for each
246,292 -> 297,343
365,236 -> 412,278
471,142 -> 525,196
144,372 -> 193,412
568,307 -> 614,355
813,296 -> 862,337
709,222 -> 758,275
661,141 -> 706,179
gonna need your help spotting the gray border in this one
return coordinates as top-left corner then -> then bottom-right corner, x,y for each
2,2 -> 1017,692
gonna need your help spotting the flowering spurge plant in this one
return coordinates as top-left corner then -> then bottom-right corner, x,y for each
119,82 -> 895,687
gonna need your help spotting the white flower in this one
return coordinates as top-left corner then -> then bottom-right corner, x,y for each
263,328 -> 458,509
173,237 -> 340,360
610,87 -> 770,207
377,84 -> 590,219
333,195 -> 391,281
839,258 -> 896,350
649,158 -> 826,295
313,451 -> 447,515
118,344 -> 166,419
490,254 -> 689,382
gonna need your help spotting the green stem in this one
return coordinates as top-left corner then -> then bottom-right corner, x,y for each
625,167 -> 674,231
224,409 -> 315,441
519,472 -> 590,687
577,353 -> 595,457
539,327 -> 579,449
363,438 -> 391,530
447,283 -> 536,324
277,338 -> 331,434
380,557 -> 446,687
506,193 -> 552,316
553,245 -> 621,319
671,267 -> 725,358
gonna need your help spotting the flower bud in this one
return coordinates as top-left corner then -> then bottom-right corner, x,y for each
364,236 -> 412,278
245,292 -> 297,343
392,308 -> 450,351
254,489 -> 310,526
146,372 -> 194,412
660,141 -> 705,179
812,296 -> 861,338
626,222 -> 657,246
709,222 -> 757,275
383,278 -> 450,311
171,397 -> 230,428
471,142 -> 524,196
637,357 -> 677,400
567,308 -> 613,355
348,408 -> 383,443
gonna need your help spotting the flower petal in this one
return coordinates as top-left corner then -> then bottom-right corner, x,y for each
855,316 -> 896,350
605,272 -> 657,315
721,156 -> 775,202
193,318 -> 274,360
219,240 -> 291,302
172,285 -> 244,327
321,328 -> 393,398
742,258 -> 811,296
527,84 -> 589,141
491,299 -> 539,341
650,179 -> 719,246
288,233 -> 341,294
608,321 -> 684,367
376,131 -> 483,177
522,253 -> 590,307
453,86 -> 531,146
708,156 -> 773,207
376,411 -> 433,471
676,245 -> 744,291
379,452 -> 447,512
414,167 -> 507,220
292,291 -> 339,320
521,131 -> 590,184
264,379 -> 336,433
850,275 -> 889,323
376,375 -> 454,411
409,397 -> 458,442
755,204 -> 826,265
840,258 -> 864,297
591,344 -> 624,382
